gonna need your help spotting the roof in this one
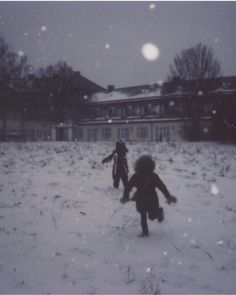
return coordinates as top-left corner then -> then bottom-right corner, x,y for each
90,83 -> 162,102
89,76 -> 236,103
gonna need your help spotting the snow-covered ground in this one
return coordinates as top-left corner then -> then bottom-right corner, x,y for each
0,141 -> 236,294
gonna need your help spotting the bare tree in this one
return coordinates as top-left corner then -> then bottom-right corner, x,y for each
166,43 -> 221,141
168,43 -> 221,82
0,34 -> 29,141
35,61 -> 78,124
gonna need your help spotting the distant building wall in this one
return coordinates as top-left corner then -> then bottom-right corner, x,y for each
75,119 -> 185,142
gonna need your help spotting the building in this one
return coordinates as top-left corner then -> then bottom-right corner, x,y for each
1,75 -> 236,142
75,76 -> 236,142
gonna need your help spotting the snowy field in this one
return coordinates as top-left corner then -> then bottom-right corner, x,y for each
0,141 -> 236,294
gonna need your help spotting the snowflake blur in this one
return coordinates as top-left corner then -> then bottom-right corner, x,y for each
211,183 -> 219,195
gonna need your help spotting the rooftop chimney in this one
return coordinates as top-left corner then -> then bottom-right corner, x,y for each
107,85 -> 115,93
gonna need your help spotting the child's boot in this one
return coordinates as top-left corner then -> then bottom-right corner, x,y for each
139,229 -> 149,237
157,207 -> 164,223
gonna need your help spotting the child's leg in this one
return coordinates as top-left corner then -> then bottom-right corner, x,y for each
121,172 -> 128,189
140,212 -> 149,236
113,175 -> 120,188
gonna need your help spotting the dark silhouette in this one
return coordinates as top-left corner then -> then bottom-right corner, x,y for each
166,43 -> 221,141
0,34 -> 29,141
102,139 -> 129,189
120,155 -> 177,237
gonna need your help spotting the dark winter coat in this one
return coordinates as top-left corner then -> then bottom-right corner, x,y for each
102,141 -> 129,179
123,172 -> 171,214
102,150 -> 128,179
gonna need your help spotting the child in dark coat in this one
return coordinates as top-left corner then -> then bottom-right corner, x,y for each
120,155 -> 177,236
102,139 -> 129,189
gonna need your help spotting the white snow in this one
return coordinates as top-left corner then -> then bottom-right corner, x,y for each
91,88 -> 161,102
0,141 -> 236,293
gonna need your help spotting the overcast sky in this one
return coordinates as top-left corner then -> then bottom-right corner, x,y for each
0,1 -> 236,88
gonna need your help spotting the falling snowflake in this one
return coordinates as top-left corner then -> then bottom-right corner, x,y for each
158,80 -> 164,86
146,266 -> 152,273
183,233 -> 188,237
18,50 -> 24,57
105,43 -> 110,49
211,183 -> 219,195
141,43 -> 160,61
108,119 -> 112,124
203,127 -> 208,133
41,25 -> 47,32
149,3 -> 156,10
214,38 -> 219,42
198,90 -> 203,96
212,110 -> 217,115
188,217 -> 192,222
163,251 -> 168,256
177,261 -> 182,265
83,95 -> 88,100
190,239 -> 196,244
24,32 -> 28,37
217,240 -> 224,245
169,100 -> 175,106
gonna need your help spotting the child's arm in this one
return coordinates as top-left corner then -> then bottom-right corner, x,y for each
155,174 -> 177,204
102,151 -> 115,164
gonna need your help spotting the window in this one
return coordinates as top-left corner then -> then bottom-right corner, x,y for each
44,130 -> 51,140
137,127 -> 148,139
118,128 -> 129,140
73,128 -> 83,140
88,128 -> 97,141
155,126 -> 170,142
121,106 -> 129,118
102,128 -> 111,139
160,104 -> 166,115
36,130 -> 42,138
133,105 -> 140,116
153,104 -> 160,115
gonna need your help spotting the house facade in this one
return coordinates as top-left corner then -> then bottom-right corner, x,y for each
1,76 -> 236,142
71,77 -> 236,142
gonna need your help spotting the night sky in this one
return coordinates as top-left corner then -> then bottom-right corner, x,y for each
0,1 -> 236,88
